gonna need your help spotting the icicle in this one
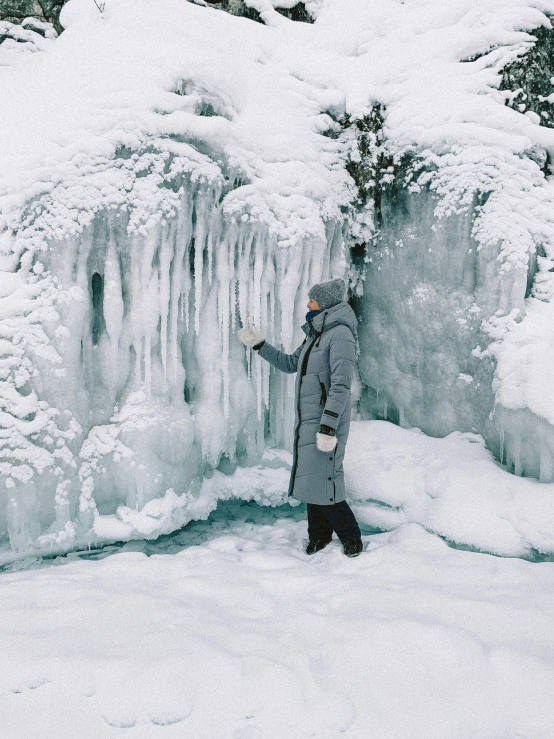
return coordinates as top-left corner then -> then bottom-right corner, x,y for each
269,278 -> 275,346
276,240 -> 302,352
136,470 -> 144,511
144,334 -> 152,397
6,495 -> 29,555
260,245 -> 274,413
398,404 -> 405,428
207,188 -> 222,292
103,236 -> 124,391
183,270 -> 190,334
252,234 -> 265,418
159,220 -> 174,379
129,233 -> 143,387
237,229 -> 254,334
207,222 -> 214,286
170,192 -> 191,385
539,434 -> 554,483
193,193 -> 206,335
256,346 -> 262,421
141,227 -> 160,398
512,433 -> 522,477
328,219 -> 346,279
306,237 -> 324,290
217,226 -> 231,420
231,277 -> 237,334
252,232 -> 264,329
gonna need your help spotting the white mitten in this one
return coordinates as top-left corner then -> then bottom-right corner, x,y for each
316,432 -> 338,453
238,326 -> 265,349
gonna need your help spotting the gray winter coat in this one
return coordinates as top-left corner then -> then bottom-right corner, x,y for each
258,301 -> 357,506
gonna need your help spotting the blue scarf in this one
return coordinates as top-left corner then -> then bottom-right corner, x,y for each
305,309 -> 323,322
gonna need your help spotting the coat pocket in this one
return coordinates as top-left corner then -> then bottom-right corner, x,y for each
318,372 -> 330,404
319,381 -> 327,405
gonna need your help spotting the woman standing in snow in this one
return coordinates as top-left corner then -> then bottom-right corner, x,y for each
238,278 -> 363,558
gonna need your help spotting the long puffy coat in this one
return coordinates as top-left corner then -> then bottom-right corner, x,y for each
258,301 -> 357,506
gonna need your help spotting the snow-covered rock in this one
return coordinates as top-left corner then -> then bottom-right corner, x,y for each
0,17 -> 57,66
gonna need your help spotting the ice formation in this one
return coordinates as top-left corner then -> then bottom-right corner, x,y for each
3,0 -> 554,559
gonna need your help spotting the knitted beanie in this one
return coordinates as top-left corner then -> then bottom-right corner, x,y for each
308,278 -> 346,310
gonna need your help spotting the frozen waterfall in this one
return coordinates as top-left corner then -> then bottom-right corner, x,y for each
0,177 -> 347,558
4,0 -> 554,560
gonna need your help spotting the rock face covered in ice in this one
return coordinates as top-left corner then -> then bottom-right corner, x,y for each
356,188 -> 499,443
2,0 -> 554,560
355,17 -> 554,482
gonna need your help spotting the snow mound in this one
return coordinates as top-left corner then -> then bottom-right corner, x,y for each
346,420 -> 554,557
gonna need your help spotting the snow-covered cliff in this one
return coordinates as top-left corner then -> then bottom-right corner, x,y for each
2,0 -> 554,560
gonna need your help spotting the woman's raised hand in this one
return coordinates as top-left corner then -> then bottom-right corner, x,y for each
238,326 -> 265,349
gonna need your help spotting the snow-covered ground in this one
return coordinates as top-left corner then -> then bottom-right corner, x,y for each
1,502 -> 554,739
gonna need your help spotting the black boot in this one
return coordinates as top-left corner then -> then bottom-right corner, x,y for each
306,537 -> 332,555
343,538 -> 363,558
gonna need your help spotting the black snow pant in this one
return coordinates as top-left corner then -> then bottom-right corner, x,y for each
307,501 -> 361,545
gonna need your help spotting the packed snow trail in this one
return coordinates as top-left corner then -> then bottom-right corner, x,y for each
1,510 -> 554,739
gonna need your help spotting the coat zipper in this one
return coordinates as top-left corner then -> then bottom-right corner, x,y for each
332,438 -> 338,501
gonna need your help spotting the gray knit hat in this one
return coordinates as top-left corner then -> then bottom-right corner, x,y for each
308,278 -> 346,310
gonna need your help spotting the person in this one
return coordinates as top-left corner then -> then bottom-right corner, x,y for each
238,278 -> 363,557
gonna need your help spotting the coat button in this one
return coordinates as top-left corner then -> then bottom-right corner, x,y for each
328,477 -> 332,480
330,498 -> 333,502
329,457 -> 332,460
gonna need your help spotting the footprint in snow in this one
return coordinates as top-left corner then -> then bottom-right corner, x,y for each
102,709 -> 191,729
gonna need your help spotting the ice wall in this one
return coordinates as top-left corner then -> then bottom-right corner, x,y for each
0,174 -> 346,558
355,183 -> 554,481
356,187 -> 499,444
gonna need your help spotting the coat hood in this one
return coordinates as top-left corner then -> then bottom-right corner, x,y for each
301,301 -> 357,339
